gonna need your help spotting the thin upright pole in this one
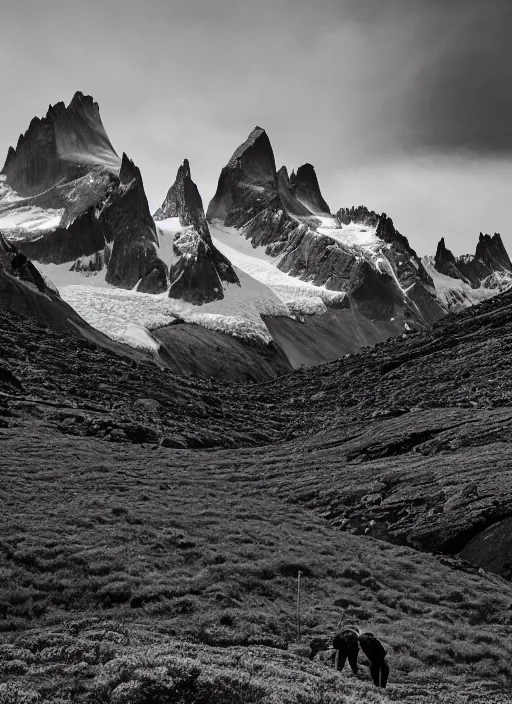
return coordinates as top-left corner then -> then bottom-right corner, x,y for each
296,570 -> 302,641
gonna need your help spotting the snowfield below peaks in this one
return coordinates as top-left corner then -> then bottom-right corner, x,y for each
25,217 -> 293,350
316,220 -> 381,250
210,223 -> 345,314
209,219 -> 275,262
0,177 -> 64,236
422,256 -> 500,312
58,267 -> 286,348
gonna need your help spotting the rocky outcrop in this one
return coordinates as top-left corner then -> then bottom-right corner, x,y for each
0,235 -> 49,294
434,237 -> 468,282
156,160 -> 239,304
434,233 -> 512,289
336,205 -> 380,229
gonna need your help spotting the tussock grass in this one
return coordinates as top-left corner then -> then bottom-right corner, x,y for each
0,621 -> 507,703
2,429 -> 512,701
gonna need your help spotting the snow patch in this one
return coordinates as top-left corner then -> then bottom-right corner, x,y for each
316,221 -> 380,250
0,176 -> 64,237
210,221 -> 274,262
36,261 -> 110,289
210,224 -> 344,314
422,256 -> 501,312
155,217 -> 182,268
122,324 -> 161,351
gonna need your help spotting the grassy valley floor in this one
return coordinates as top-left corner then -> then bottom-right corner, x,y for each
1,423 -> 512,702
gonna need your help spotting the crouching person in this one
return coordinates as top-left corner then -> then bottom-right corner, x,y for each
332,626 -> 360,675
359,632 -> 389,688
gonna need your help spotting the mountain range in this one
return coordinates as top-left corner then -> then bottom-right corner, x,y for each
1,92 -> 511,381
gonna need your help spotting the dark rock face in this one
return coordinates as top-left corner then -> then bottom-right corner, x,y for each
459,517 -> 512,580
276,166 -> 317,219
434,233 -> 512,288
154,159 -> 208,233
156,160 -> 239,304
105,154 -> 167,292
1,91 -> 119,198
289,163 -> 330,215
434,237 -> 466,281
207,128 -> 330,227
206,127 -> 278,227
475,232 -> 512,271
1,94 -> 168,293
19,203 -> 111,265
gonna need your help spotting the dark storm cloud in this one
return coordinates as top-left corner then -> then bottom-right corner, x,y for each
407,1 -> 512,154
341,0 -> 512,155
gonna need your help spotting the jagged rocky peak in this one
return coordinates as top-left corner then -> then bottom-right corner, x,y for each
0,94 -> 167,295
433,237 -> 470,284
2,146 -> 16,174
336,205 -> 380,229
226,126 -> 276,177
206,126 -> 278,227
431,232 -> 512,290
163,159 -> 240,305
435,237 -> 457,269
475,232 -> 512,271
1,91 -> 120,197
119,152 -> 144,186
289,163 -> 330,215
104,152 -> 167,293
276,162 -> 331,219
154,159 -> 209,238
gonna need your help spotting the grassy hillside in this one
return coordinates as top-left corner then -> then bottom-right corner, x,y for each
1,425 -> 512,702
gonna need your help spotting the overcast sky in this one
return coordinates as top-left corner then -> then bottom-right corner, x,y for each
1,0 -> 511,255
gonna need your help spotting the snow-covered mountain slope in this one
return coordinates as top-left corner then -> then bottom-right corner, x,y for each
210,222 -> 345,315
0,177 -> 64,234
26,215 -> 288,350
422,256 -> 498,312
0,234 -> 151,364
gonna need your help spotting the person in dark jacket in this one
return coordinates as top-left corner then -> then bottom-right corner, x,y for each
359,632 -> 389,688
332,626 -> 360,675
